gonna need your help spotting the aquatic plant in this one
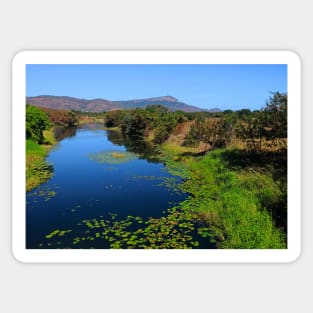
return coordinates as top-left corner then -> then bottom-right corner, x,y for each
88,150 -> 138,164
45,229 -> 72,239
40,206 -> 206,249
27,182 -> 58,202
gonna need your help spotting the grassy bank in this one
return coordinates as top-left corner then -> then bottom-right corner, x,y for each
26,128 -> 56,191
160,143 -> 287,249
101,115 -> 287,249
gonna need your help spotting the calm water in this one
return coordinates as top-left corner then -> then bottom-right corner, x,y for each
27,125 -> 195,249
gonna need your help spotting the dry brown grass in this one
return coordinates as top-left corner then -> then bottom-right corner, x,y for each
166,121 -> 192,146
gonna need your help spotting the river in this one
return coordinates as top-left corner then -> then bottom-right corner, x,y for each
26,124 -> 211,249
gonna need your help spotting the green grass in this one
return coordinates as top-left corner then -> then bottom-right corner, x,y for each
161,145 -> 286,249
162,142 -> 198,156
42,128 -> 57,145
39,146 -> 286,249
26,139 -> 46,156
29,124 -> 286,249
26,131 -> 55,191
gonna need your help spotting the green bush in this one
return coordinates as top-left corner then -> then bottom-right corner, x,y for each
26,105 -> 51,143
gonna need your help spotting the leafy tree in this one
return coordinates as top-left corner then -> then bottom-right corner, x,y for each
26,105 -> 51,143
184,117 -> 231,149
237,109 -> 252,121
153,124 -> 172,144
263,92 -> 287,140
121,109 -> 150,135
104,110 -> 127,127
146,104 -> 169,114
40,107 -> 78,126
236,92 -> 287,152
236,111 -> 266,152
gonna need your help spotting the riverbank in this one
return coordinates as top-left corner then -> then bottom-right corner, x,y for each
160,143 -> 287,248
26,123 -> 287,249
98,125 -> 287,248
26,128 -> 56,191
78,116 -> 104,125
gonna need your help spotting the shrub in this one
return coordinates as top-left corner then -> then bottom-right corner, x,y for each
26,105 -> 51,143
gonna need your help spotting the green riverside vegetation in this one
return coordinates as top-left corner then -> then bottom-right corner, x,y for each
27,92 -> 288,249
101,92 -> 287,248
26,136 -> 55,191
161,148 -> 286,248
26,105 -> 77,191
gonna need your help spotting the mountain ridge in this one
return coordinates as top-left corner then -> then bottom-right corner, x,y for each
26,95 -> 221,113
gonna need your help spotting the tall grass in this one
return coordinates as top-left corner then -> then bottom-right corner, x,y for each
163,147 -> 286,249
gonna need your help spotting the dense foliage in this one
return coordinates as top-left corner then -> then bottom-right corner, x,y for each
27,92 -> 288,248
40,107 -> 78,127
26,105 -> 51,143
102,92 -> 288,248
236,92 -> 287,152
162,149 -> 286,248
105,105 -> 187,144
26,105 -> 78,191
104,93 -> 287,153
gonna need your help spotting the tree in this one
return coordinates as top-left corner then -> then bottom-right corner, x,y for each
236,92 -> 287,152
236,111 -> 266,152
40,107 -> 78,126
184,117 -> 231,149
121,109 -> 150,136
263,92 -> 287,140
104,110 -> 127,127
26,105 -> 51,143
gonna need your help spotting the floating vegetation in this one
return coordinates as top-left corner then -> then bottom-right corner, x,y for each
158,176 -> 183,193
27,185 -> 58,202
131,175 -> 183,194
88,150 -> 138,164
45,229 -> 72,239
40,207 -> 210,249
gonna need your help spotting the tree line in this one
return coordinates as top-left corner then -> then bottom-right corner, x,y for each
26,105 -> 79,144
26,92 -> 287,153
104,92 -> 287,153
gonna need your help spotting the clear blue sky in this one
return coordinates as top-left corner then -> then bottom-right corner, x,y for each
26,64 -> 287,110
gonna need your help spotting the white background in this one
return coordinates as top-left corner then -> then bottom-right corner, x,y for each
0,0 -> 310,312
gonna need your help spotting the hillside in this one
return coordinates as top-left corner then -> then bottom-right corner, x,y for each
26,95 -> 220,113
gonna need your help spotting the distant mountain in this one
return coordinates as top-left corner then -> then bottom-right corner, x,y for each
26,96 -> 118,112
207,107 -> 222,113
26,95 -> 220,113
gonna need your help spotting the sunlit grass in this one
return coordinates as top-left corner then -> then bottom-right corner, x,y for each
162,147 -> 287,249
42,128 -> 57,145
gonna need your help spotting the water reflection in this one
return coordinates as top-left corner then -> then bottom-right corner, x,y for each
54,126 -> 77,141
27,124 -> 188,249
54,125 -> 162,163
106,130 -> 161,163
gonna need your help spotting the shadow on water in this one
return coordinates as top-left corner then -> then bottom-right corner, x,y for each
106,129 -> 162,164
54,126 -> 77,141
27,123 -> 211,249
